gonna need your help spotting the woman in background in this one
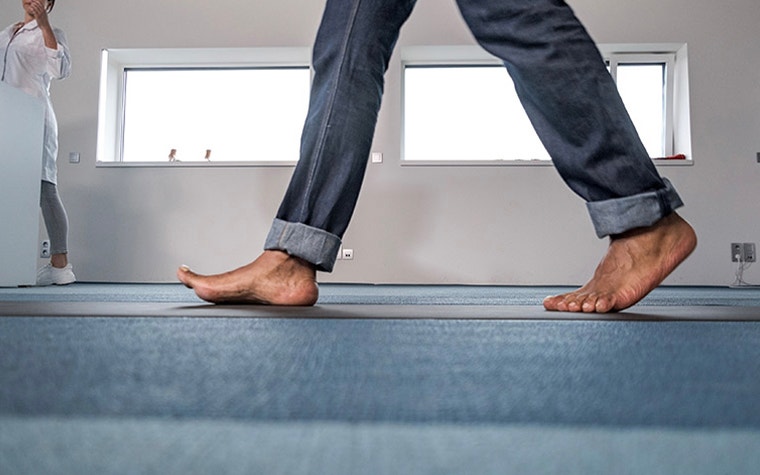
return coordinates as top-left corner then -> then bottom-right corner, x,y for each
1,0 -> 74,285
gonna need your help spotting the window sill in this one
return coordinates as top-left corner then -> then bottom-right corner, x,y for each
95,161 -> 297,168
400,159 -> 693,167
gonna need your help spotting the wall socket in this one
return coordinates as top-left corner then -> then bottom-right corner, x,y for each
336,246 -> 354,260
40,240 -> 51,258
746,243 -> 757,262
732,242 -> 756,262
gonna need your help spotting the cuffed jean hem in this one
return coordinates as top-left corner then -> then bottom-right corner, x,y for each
264,219 -> 342,272
587,178 -> 684,238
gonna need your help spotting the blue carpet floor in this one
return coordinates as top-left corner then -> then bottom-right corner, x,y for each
3,317 -> 760,427
1,284 -> 759,474
3,417 -> 759,475
2,282 -> 760,306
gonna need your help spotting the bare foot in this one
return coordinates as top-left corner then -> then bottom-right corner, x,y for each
177,250 -> 319,306
543,212 -> 697,313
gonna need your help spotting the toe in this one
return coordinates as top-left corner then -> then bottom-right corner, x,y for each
567,298 -> 583,312
594,295 -> 617,313
558,294 -> 578,312
177,265 -> 197,287
580,293 -> 599,313
543,295 -> 560,311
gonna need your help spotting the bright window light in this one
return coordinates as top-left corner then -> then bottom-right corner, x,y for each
99,46 -> 686,167
403,65 -> 549,162
121,67 -> 310,162
402,47 -> 681,164
616,63 -> 666,158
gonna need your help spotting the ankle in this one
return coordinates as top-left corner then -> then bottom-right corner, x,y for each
263,250 -> 316,277
50,253 -> 68,268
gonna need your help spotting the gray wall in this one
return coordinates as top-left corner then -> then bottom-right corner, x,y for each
5,0 -> 759,285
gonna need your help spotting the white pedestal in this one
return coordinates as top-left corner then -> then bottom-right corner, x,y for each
0,81 -> 45,287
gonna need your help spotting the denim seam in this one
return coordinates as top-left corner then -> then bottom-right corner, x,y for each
298,0 -> 364,222
656,186 -> 673,217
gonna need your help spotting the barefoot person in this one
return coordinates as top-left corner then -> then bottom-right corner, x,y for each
178,0 -> 696,312
1,0 -> 76,286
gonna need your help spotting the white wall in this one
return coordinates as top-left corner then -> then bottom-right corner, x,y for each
4,0 -> 759,285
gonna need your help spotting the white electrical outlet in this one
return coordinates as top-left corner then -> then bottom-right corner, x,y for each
744,243 -> 756,263
40,240 -> 51,258
732,242 -> 757,262
342,248 -> 354,260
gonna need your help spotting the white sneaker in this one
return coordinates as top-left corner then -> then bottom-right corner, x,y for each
36,263 -> 76,286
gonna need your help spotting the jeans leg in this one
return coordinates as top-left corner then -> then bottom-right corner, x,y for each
266,0 -> 418,271
455,0 -> 683,237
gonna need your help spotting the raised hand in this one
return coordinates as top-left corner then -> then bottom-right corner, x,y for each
25,0 -> 51,27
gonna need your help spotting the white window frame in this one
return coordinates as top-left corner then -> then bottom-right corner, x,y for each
97,47 -> 312,167
97,44 -> 691,168
400,44 -> 691,166
606,51 -> 675,159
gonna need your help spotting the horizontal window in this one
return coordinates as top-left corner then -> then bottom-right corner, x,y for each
401,45 -> 690,165
97,45 -> 690,168
97,47 -> 311,166
121,67 -> 310,163
403,64 -> 549,163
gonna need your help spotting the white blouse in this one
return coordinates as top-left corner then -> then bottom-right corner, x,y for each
1,20 -> 71,184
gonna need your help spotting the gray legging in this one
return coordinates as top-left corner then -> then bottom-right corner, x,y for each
39,180 -> 69,256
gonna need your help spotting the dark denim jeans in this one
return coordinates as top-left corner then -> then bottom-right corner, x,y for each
266,0 -> 683,272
